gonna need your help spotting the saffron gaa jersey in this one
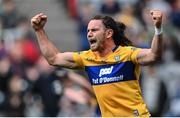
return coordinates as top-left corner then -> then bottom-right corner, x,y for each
73,46 -> 150,117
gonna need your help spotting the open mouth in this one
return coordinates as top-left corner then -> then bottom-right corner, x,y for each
89,39 -> 97,45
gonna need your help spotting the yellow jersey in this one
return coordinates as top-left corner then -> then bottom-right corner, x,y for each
73,46 -> 150,117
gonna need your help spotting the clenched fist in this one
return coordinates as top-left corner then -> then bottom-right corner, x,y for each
150,10 -> 163,28
31,13 -> 47,31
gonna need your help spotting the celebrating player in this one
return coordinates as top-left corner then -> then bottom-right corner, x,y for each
31,10 -> 163,117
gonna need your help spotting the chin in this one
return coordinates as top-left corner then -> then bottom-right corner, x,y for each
90,47 -> 98,51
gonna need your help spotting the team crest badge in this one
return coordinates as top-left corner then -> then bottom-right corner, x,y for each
86,58 -> 94,61
114,55 -> 120,62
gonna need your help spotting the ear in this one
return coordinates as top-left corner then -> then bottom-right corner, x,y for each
106,29 -> 113,39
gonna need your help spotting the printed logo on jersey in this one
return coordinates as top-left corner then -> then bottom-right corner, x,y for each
99,66 -> 113,77
85,57 -> 95,62
85,61 -> 136,85
131,47 -> 138,51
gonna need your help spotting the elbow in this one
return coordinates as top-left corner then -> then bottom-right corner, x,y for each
48,61 -> 55,66
151,53 -> 162,63
46,56 -> 56,66
155,52 -> 163,61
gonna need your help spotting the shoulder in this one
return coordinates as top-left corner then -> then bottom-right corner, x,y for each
120,46 -> 140,51
115,46 -> 141,54
74,50 -> 94,57
116,46 -> 141,63
73,50 -> 96,67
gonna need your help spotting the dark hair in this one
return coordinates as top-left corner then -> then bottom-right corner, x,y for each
91,15 -> 132,46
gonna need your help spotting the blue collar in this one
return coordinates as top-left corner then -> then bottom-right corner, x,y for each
112,46 -> 119,52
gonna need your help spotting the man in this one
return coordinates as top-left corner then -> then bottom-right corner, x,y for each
31,10 -> 163,117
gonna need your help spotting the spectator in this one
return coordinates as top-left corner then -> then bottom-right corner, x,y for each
100,0 -> 120,16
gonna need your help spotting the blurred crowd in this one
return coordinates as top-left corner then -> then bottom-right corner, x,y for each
0,0 -> 96,117
0,0 -> 180,117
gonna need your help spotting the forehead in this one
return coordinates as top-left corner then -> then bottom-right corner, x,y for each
88,19 -> 105,29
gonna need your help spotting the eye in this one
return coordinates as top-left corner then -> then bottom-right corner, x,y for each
87,28 -> 99,33
92,28 -> 98,32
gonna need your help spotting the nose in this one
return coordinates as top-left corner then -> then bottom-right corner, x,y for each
87,31 -> 93,38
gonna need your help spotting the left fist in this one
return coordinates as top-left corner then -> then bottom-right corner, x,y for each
150,10 -> 163,28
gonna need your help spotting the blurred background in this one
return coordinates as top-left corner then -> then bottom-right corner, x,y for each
0,0 -> 180,117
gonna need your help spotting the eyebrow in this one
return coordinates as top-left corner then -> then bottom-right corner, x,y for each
87,28 -> 99,32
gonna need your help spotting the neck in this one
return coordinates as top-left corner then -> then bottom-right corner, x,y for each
96,38 -> 116,57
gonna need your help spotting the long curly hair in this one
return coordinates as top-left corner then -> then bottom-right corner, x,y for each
91,15 -> 132,46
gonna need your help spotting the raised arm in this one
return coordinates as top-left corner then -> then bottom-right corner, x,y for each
137,10 -> 163,65
31,13 -> 78,68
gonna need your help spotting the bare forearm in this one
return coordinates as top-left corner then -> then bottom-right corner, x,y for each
151,33 -> 163,59
137,10 -> 163,65
150,10 -> 163,60
31,13 -> 81,68
35,29 -> 59,64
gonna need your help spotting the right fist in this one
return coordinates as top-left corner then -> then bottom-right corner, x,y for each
31,13 -> 47,31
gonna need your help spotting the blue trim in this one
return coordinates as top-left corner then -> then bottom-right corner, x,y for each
112,45 -> 119,52
95,105 -> 101,117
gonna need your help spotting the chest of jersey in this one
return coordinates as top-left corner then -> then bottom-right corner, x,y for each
73,47 -> 150,116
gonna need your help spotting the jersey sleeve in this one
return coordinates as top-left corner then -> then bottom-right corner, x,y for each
129,46 -> 141,64
73,52 -> 84,68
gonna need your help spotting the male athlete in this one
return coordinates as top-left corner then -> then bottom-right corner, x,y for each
31,10 -> 163,117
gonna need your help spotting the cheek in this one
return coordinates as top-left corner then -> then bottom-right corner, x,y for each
98,33 -> 106,42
